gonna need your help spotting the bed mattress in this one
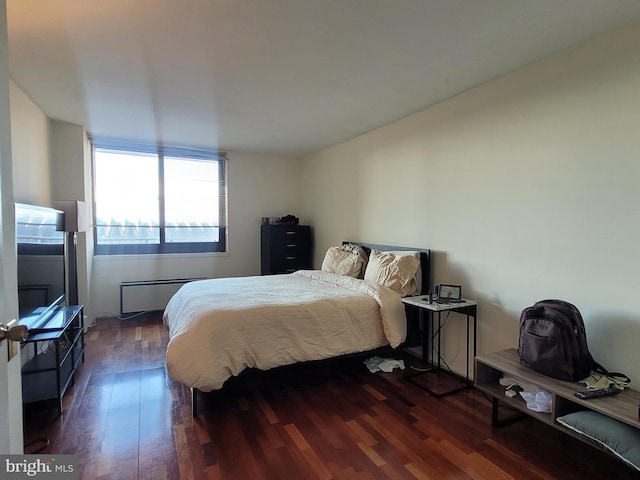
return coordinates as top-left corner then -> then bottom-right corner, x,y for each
163,270 -> 406,391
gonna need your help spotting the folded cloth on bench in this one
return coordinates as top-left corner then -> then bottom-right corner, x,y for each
580,372 -> 630,391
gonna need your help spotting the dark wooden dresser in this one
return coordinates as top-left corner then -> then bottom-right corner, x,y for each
260,224 -> 312,274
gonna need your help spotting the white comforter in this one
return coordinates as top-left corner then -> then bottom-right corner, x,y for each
163,270 -> 406,391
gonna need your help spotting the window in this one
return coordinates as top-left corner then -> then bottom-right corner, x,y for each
92,140 -> 227,254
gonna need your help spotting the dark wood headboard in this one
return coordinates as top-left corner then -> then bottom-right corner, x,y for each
342,241 -> 431,295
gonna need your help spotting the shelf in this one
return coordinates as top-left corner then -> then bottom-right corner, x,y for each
475,348 -> 640,458
474,360 -> 573,427
21,305 -> 85,414
475,348 -> 640,428
22,350 -> 61,373
22,358 -> 75,404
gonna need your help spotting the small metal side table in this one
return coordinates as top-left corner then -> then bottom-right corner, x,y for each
401,296 -> 478,397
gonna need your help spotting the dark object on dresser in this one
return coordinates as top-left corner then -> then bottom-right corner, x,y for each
261,224 -> 311,274
279,214 -> 299,225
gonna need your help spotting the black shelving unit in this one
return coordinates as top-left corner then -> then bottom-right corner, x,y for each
21,305 -> 85,414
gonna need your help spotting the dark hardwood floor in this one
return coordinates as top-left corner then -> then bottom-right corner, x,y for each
23,316 -> 636,480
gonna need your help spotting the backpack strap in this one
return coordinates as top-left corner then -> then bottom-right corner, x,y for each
592,361 -> 631,386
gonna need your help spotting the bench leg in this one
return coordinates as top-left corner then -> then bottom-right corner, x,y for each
491,396 -> 526,427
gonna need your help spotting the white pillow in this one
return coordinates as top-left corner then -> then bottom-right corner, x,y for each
321,245 -> 367,278
383,250 -> 423,295
364,249 -> 421,296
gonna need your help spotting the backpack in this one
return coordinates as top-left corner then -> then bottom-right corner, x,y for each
518,299 -> 595,381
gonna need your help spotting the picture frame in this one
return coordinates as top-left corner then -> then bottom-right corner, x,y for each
438,284 -> 462,301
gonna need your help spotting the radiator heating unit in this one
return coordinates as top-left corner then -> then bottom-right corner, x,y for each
120,278 -> 204,315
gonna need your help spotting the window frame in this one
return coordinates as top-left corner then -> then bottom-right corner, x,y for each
92,139 -> 227,255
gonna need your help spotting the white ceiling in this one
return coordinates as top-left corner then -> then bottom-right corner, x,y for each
7,1 -> 640,156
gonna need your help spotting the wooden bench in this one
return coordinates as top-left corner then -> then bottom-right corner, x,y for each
475,349 -> 640,459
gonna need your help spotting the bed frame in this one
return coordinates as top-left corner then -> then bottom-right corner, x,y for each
189,241 -> 431,416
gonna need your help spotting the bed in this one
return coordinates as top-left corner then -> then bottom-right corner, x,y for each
163,242 -> 431,415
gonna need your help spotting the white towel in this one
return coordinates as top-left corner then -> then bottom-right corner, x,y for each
364,356 -> 405,373
519,389 -> 553,413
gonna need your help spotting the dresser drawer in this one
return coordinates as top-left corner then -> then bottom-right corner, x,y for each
270,227 -> 304,242
270,256 -> 305,274
271,243 -> 309,261
261,224 -> 312,274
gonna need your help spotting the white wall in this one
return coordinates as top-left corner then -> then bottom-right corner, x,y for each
9,79 -> 50,205
91,151 -> 303,316
301,21 -> 640,384
50,120 -> 94,319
